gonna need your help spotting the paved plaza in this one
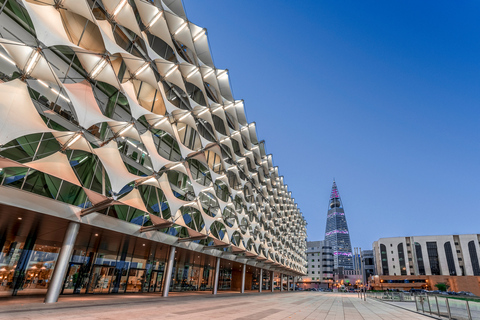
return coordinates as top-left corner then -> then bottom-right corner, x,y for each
0,292 -> 433,320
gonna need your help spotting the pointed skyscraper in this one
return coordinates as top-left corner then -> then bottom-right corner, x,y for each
325,180 -> 354,270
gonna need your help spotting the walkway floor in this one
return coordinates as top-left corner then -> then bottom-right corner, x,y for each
0,292 -> 432,320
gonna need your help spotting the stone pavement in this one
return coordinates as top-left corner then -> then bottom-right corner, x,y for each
0,291 -> 433,320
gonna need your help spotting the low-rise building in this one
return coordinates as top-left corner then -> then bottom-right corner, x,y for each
362,250 -> 375,285
300,240 -> 334,289
373,234 -> 480,277
372,234 -> 480,295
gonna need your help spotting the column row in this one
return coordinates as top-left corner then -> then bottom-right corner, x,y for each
43,222 -> 299,303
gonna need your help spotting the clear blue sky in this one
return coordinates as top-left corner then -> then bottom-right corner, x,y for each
183,0 -> 480,250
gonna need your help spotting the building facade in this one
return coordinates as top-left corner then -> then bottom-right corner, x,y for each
300,240 -> 334,289
373,234 -> 480,277
325,181 -> 353,270
361,249 -> 375,285
371,235 -> 480,295
0,0 -> 307,301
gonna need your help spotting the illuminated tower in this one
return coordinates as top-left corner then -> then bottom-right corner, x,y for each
325,180 -> 353,269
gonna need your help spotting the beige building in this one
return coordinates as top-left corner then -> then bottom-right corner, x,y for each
373,234 -> 480,277
372,234 -> 480,294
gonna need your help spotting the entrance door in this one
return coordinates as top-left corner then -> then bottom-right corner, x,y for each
88,265 -> 115,294
125,268 -> 146,293
63,263 -> 84,294
148,270 -> 164,292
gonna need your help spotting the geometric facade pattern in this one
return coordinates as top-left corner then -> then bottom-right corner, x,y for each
0,0 -> 306,274
325,180 -> 353,270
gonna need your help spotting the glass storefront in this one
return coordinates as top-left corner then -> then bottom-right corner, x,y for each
62,237 -> 169,295
0,235 -> 60,296
170,251 -> 215,292
0,223 -> 268,297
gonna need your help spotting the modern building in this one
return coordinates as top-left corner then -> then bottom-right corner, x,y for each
371,234 -> 480,294
361,249 -> 375,286
0,0 -> 307,302
325,180 -> 353,270
299,240 -> 334,289
373,234 -> 480,277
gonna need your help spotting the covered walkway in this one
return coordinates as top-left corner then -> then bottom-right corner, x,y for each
0,292 -> 433,320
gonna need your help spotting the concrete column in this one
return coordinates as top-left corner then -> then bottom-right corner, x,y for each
287,276 -> 290,291
280,273 -> 284,291
45,222 -> 80,303
241,263 -> 246,293
293,276 -> 296,291
259,268 -> 263,292
270,271 -> 274,292
212,256 -> 221,295
162,246 -> 176,297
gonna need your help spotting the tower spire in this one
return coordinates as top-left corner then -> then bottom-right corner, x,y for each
329,179 -> 342,209
330,179 -> 340,199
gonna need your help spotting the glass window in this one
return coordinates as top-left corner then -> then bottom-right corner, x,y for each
426,242 -> 441,275
444,242 -> 457,276
468,241 -> 480,276
380,244 -> 389,275
415,242 -> 426,275
397,243 -> 407,275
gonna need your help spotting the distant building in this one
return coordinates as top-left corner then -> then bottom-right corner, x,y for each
300,240 -> 334,289
325,180 -> 353,270
373,234 -> 480,277
362,250 -> 375,284
371,234 -> 480,295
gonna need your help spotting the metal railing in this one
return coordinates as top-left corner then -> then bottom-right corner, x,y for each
366,292 -> 480,319
414,295 -> 480,320
366,291 -> 415,302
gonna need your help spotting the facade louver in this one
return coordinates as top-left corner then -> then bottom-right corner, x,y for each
0,0 -> 306,299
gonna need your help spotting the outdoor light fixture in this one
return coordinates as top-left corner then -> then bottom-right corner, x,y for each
193,29 -> 206,42
25,51 -> 40,75
134,63 -> 149,77
64,132 -> 82,149
212,106 -> 223,113
0,52 -> 14,65
148,11 -> 163,28
51,88 -> 71,102
178,112 -> 190,121
217,70 -> 228,79
174,22 -> 188,35
90,59 -> 107,79
113,0 -> 127,16
202,69 -> 214,79
38,80 -> 48,88
186,67 -> 198,79
37,80 -> 71,102
153,117 -> 168,127
197,109 -> 208,116
169,163 -> 182,170
118,122 -> 134,136
165,65 -> 178,78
